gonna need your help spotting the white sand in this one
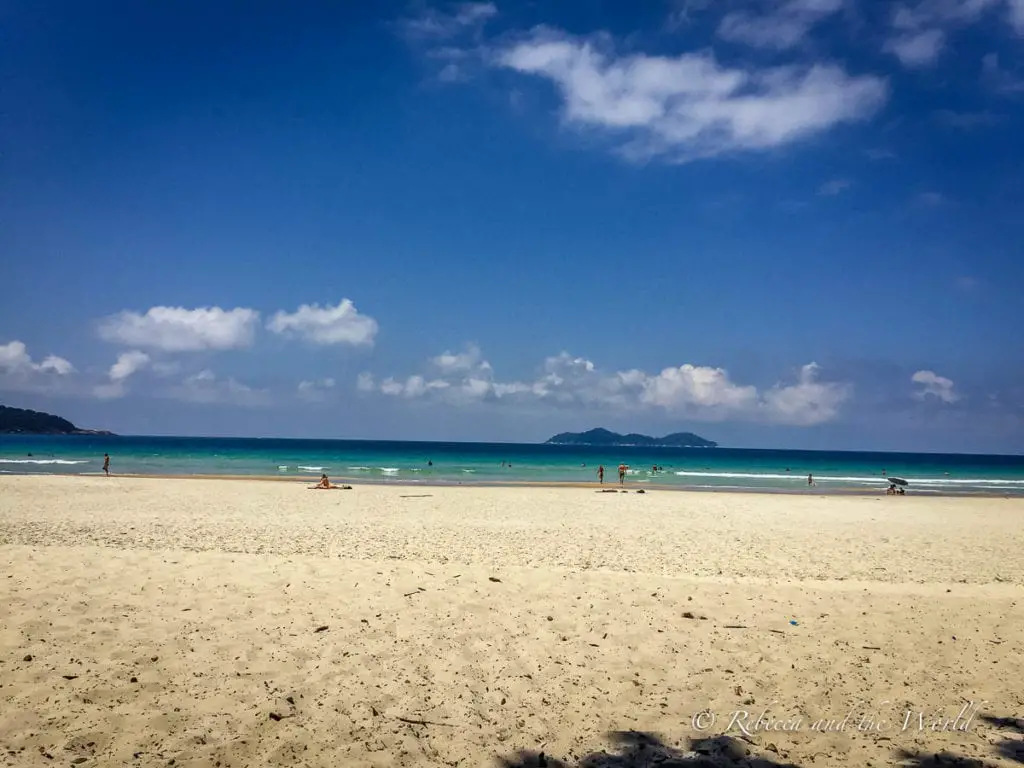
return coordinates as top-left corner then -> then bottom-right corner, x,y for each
1,475 -> 1022,767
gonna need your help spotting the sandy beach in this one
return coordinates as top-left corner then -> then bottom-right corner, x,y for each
1,475 -> 1022,767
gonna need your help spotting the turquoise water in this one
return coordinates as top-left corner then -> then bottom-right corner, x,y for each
2,435 -> 1023,495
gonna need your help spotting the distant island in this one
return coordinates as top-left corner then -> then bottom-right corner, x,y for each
545,427 -> 717,448
0,405 -> 114,435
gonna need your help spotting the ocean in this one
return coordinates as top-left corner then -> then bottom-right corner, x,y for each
1,435 -> 1023,495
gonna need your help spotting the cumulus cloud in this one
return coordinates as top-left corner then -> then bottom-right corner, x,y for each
0,341 -> 74,376
717,0 -> 843,50
98,306 -> 260,351
491,27 -> 888,162
93,350 -> 151,400
39,356 -> 75,375
267,299 -> 378,347
163,369 -> 270,407
638,364 -> 759,413
431,343 -> 492,374
109,351 -> 150,382
760,363 -> 852,425
361,346 -> 851,425
912,370 -> 960,403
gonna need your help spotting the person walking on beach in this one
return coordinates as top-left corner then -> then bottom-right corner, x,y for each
618,463 -> 627,485
597,465 -> 604,484
103,453 -> 110,477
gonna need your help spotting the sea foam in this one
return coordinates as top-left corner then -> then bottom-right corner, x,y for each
0,459 -> 89,465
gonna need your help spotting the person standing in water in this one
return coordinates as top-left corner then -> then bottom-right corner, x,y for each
807,473 -> 814,487
618,463 -> 627,485
597,465 -> 604,484
103,453 -> 110,477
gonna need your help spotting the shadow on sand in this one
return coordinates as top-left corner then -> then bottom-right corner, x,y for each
496,719 -> 1024,768
496,731 -> 802,768
982,714 -> 1024,764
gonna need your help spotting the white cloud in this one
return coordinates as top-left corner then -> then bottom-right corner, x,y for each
884,0 -> 1007,66
884,28 -> 946,66
982,52 -> 1024,94
431,343 -> 491,374
93,350 -> 151,400
492,27 -> 888,163
0,342 -> 35,373
819,178 -> 851,195
1011,0 -> 1024,31
361,344 -> 498,402
37,355 -> 75,376
98,306 -> 260,351
0,341 -> 74,376
0,340 -> 75,392
399,5 -> 497,83
718,0 -> 843,50
379,377 -> 406,396
165,369 -> 270,407
109,351 -> 150,382
378,374 -> 454,399
760,362 -> 852,425
892,0 -> 1002,29
399,2 -> 497,40
665,0 -> 712,30
297,378 -> 337,402
363,346 -> 851,425
267,299 -> 378,347
912,370 -> 960,403
638,364 -> 759,413
633,362 -> 849,425
526,352 -> 631,406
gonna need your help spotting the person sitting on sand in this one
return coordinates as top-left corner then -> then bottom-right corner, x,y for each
309,474 -> 352,490
311,473 -> 336,489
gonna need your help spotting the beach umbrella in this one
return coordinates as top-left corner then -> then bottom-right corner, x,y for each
889,477 -> 908,486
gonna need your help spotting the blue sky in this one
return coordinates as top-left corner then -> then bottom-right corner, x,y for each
2,0 -> 1023,452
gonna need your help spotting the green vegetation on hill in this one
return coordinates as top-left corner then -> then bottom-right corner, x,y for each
545,427 -> 717,448
0,405 -> 112,435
